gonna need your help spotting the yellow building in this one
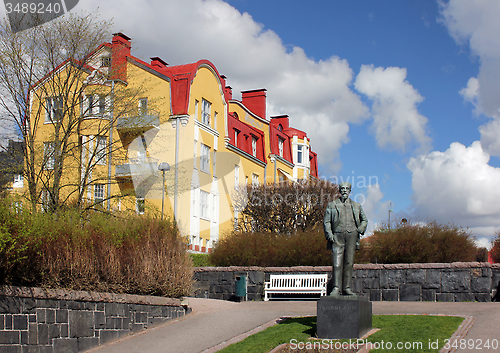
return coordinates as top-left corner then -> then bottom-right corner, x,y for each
27,33 -> 319,253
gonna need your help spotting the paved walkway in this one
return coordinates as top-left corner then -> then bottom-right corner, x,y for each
88,299 -> 500,353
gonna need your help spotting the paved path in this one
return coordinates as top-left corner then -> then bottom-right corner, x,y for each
88,299 -> 500,353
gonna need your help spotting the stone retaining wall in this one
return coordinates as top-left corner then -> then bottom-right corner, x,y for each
0,286 -> 188,353
193,262 -> 500,302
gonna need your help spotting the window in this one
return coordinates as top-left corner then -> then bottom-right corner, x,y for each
95,136 -> 107,165
99,95 -> 106,116
195,100 -> 199,120
200,190 -> 210,219
136,198 -> 145,214
278,138 -> 284,157
297,145 -> 303,164
251,137 -> 257,157
94,184 -> 104,205
44,142 -> 55,170
234,129 -> 239,147
201,99 -> 211,125
101,56 -> 111,67
252,173 -> 259,186
13,174 -> 23,188
45,97 -> 62,123
200,144 -> 210,173
139,98 -> 148,115
214,112 -> 218,128
277,124 -> 283,131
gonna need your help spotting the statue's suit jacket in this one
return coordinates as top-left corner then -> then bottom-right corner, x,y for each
323,198 -> 368,250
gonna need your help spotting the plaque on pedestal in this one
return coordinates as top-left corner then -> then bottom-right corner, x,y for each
316,296 -> 372,339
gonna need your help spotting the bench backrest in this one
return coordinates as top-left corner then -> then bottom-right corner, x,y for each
269,274 -> 328,289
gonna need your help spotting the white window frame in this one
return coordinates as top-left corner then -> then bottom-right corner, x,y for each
99,95 -> 106,117
44,142 -> 55,170
95,136 -> 107,165
94,184 -> 105,205
200,143 -> 210,174
200,190 -> 210,220
251,137 -> 257,157
13,174 -> 23,188
136,198 -> 145,215
297,144 -> 303,164
45,97 -> 62,123
252,173 -> 259,186
201,98 -> 211,125
278,138 -> 284,157
234,129 -> 239,148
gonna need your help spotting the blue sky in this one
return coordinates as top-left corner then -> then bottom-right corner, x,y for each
4,0 -> 500,246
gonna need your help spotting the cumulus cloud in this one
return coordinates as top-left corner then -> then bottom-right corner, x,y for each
354,65 -> 431,153
354,183 -> 391,237
407,141 -> 500,243
440,0 -> 500,156
73,0 -> 369,168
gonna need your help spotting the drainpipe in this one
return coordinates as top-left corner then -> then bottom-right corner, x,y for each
107,80 -> 114,211
174,117 -> 180,220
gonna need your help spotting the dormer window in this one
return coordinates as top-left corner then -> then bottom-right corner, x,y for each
277,124 -> 283,131
101,56 -> 111,67
251,137 -> 257,157
297,145 -> 303,164
278,138 -> 284,157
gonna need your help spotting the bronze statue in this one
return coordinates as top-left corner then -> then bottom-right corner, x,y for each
323,182 -> 368,296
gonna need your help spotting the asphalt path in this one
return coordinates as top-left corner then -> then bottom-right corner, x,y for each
88,299 -> 500,353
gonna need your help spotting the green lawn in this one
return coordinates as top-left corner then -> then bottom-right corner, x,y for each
218,315 -> 464,353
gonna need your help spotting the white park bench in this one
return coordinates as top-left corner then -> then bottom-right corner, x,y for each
264,274 -> 328,301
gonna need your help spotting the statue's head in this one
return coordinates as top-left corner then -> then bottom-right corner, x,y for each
339,182 -> 351,200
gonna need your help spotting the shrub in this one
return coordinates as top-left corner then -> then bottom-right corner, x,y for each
209,229 -> 331,267
357,221 -> 477,264
0,200 -> 192,297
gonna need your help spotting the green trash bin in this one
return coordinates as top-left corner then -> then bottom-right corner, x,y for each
235,275 -> 247,298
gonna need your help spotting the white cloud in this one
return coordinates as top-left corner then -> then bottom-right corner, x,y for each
74,0 -> 369,169
459,77 -> 479,107
355,183 -> 391,237
354,65 -> 431,153
440,0 -> 500,156
407,141 -> 500,244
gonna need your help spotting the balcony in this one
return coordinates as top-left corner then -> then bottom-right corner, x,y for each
115,157 -> 158,178
116,110 -> 160,132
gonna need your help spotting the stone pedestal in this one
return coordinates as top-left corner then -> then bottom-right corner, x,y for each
316,296 -> 372,339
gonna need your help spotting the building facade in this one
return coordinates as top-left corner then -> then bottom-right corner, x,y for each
26,33 -> 319,253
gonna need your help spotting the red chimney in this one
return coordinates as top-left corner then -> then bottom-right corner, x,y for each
220,75 -> 233,102
241,89 -> 266,120
111,33 -> 131,81
151,57 -> 168,69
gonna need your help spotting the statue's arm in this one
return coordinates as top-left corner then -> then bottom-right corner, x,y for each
358,206 -> 368,235
323,206 -> 334,241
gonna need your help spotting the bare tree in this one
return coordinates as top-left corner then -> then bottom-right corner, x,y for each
233,180 -> 338,233
0,13 -> 147,212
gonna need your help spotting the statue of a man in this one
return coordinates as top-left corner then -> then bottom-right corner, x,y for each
323,182 -> 368,296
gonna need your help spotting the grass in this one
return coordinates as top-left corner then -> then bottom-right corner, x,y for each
218,315 -> 464,353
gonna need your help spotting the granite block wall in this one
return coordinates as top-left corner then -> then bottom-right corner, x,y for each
0,286 -> 188,352
193,262 -> 500,302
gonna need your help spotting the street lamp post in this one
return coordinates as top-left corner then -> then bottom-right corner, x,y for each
158,162 -> 171,219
